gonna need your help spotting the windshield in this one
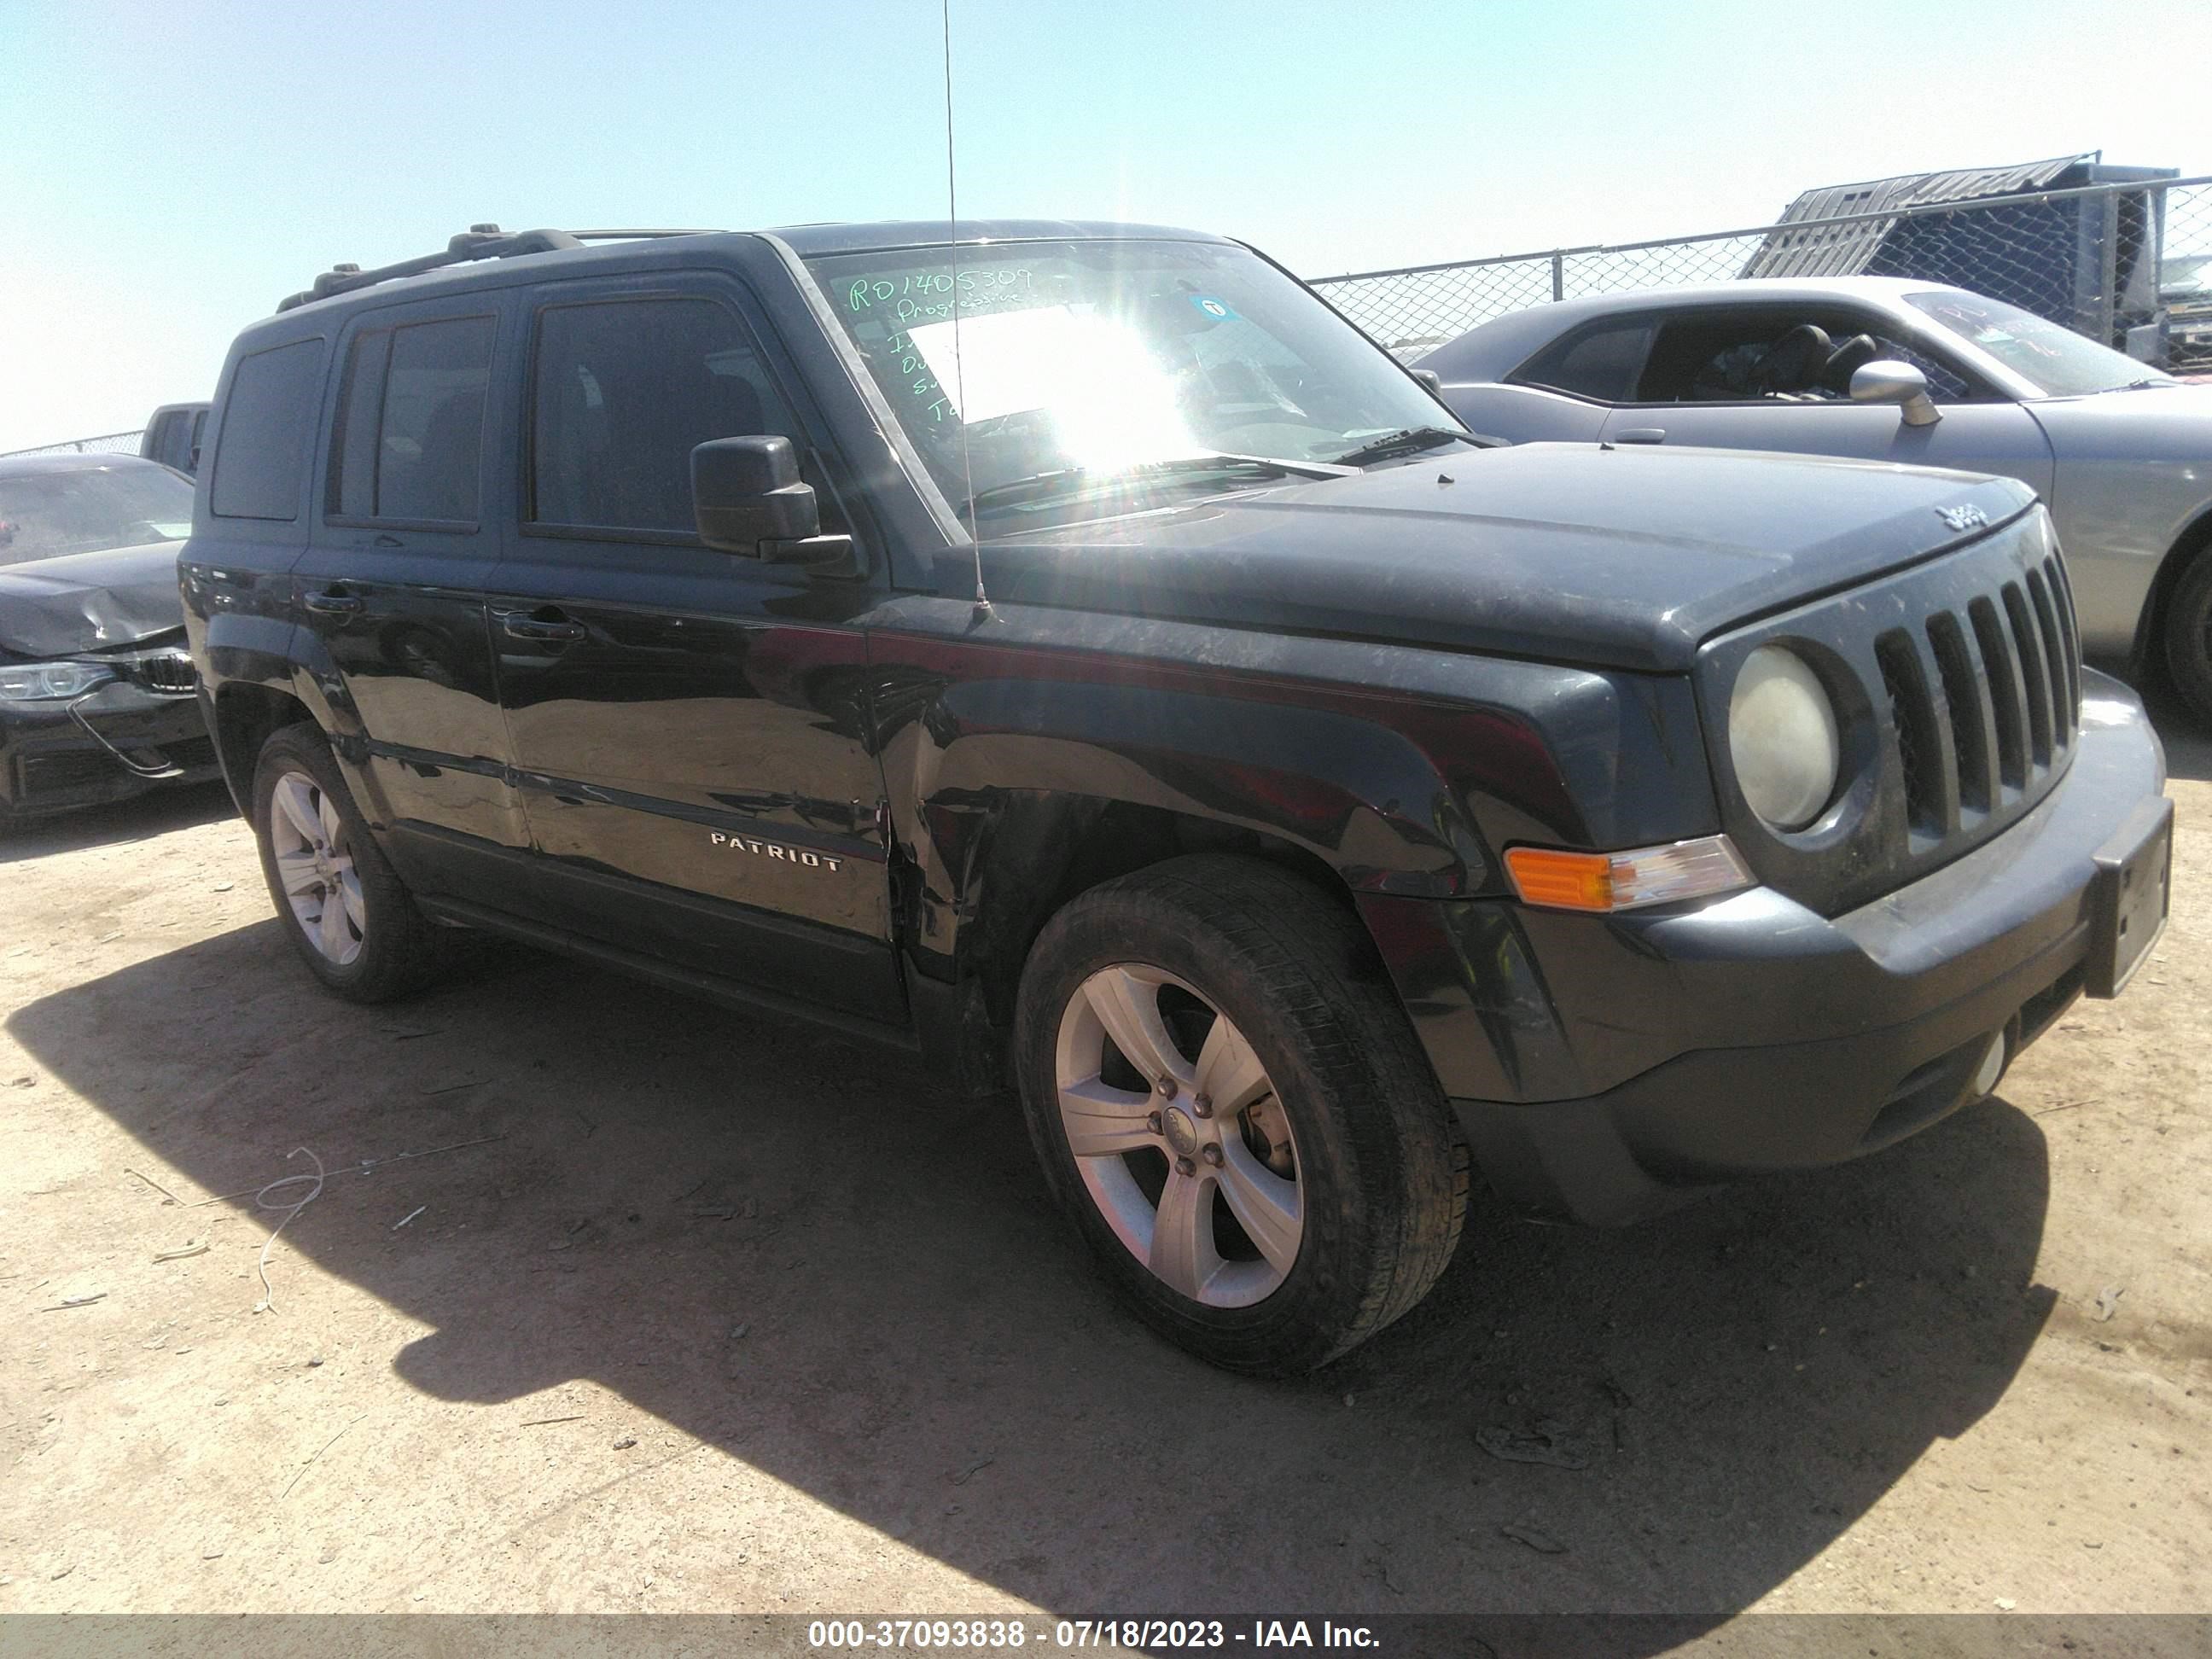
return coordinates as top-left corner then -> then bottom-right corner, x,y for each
1904,290 -> 2173,397
805,238 -> 1458,534
0,463 -> 195,568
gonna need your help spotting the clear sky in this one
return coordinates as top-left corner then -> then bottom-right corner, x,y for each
1,0 -> 2202,451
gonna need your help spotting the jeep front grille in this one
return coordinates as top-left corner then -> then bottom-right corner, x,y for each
1875,549 -> 2080,849
1698,511 -> 2085,918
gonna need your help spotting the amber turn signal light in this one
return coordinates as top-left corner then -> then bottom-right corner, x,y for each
1503,848 -> 1616,911
1505,836 -> 1754,913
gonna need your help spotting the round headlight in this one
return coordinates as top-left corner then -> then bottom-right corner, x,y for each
1728,646 -> 1840,830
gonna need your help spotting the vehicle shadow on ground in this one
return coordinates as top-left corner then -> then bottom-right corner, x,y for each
10,919 -> 2057,1624
2151,707 -> 2212,785
0,783 -> 233,866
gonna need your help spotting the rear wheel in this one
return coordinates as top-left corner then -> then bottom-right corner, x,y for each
250,724 -> 451,1002
1012,855 -> 1468,1375
2164,549 -> 2212,727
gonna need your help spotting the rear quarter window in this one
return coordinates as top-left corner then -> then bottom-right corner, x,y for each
210,338 -> 328,521
1511,321 -> 1653,402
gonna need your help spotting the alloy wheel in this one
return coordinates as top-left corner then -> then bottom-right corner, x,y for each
268,770 -> 365,967
1053,963 -> 1303,1307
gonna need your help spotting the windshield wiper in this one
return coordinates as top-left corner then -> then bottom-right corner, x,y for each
1330,425 -> 1474,466
963,451 -> 1356,517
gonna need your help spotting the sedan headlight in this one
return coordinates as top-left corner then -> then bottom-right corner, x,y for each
0,661 -> 117,701
1728,645 -> 1840,831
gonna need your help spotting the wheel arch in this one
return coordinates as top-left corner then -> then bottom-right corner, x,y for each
2130,501 -> 2212,678
966,793 -> 1359,1023
900,787 -> 1404,1097
210,681 -> 318,814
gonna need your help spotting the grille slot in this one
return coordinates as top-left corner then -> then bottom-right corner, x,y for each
1967,596 -> 2028,790
127,652 -> 199,696
2046,556 -> 2081,714
2002,582 -> 2053,766
2025,562 -> 2072,747
1875,632 -> 1947,838
1925,612 -> 1993,816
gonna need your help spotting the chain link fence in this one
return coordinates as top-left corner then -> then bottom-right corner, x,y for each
1312,176 -> 2212,366
0,429 -> 146,461
2162,181 -> 2212,367
7,178 -> 2209,458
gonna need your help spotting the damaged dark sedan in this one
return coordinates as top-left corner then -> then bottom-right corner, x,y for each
0,454 -> 218,828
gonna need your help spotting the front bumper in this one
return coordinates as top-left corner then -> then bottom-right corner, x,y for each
0,680 -> 220,821
1362,670 -> 2169,1225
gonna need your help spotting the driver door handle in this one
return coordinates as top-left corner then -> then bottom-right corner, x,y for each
501,610 -> 586,643
1614,428 -> 1668,445
302,590 -> 363,615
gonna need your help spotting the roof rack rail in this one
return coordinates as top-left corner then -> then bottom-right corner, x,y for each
568,228 -> 727,240
274,224 -> 724,312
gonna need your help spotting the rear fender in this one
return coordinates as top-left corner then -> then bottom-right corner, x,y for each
271,626 -> 390,821
195,601 -> 379,817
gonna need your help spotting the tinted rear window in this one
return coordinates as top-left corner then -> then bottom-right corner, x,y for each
1513,321 -> 1652,401
328,316 -> 495,522
209,339 -> 326,521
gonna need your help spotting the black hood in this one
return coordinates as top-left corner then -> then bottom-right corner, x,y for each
0,540 -> 186,658
987,443 -> 2039,672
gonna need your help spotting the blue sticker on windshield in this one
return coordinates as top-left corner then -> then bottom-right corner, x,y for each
1190,295 -> 1239,322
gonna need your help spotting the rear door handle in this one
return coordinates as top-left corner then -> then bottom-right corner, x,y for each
1613,428 -> 1668,445
302,590 -> 363,615
501,612 -> 586,643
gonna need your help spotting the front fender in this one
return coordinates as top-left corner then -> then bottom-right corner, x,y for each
864,594 -> 1717,994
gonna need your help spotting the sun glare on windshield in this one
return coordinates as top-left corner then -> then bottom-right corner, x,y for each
807,238 -> 1447,533
906,306 -> 1202,473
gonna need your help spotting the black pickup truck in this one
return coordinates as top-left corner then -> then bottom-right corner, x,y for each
182,221 -> 2171,1374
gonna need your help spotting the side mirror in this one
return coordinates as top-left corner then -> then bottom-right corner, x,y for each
692,436 -> 820,555
1849,360 -> 1942,428
1412,368 -> 1444,398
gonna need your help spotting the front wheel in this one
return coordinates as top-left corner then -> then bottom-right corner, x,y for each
1012,856 -> 1468,1375
2163,549 -> 2212,726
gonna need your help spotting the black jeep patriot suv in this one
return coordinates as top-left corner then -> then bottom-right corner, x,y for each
183,222 -> 2172,1374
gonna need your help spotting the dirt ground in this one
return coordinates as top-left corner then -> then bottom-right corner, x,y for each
1,707 -> 2207,1631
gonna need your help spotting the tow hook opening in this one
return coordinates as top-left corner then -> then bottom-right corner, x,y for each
1860,1022 -> 2016,1155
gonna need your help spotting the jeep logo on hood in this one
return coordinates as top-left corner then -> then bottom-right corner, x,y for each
1936,504 -> 1990,533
